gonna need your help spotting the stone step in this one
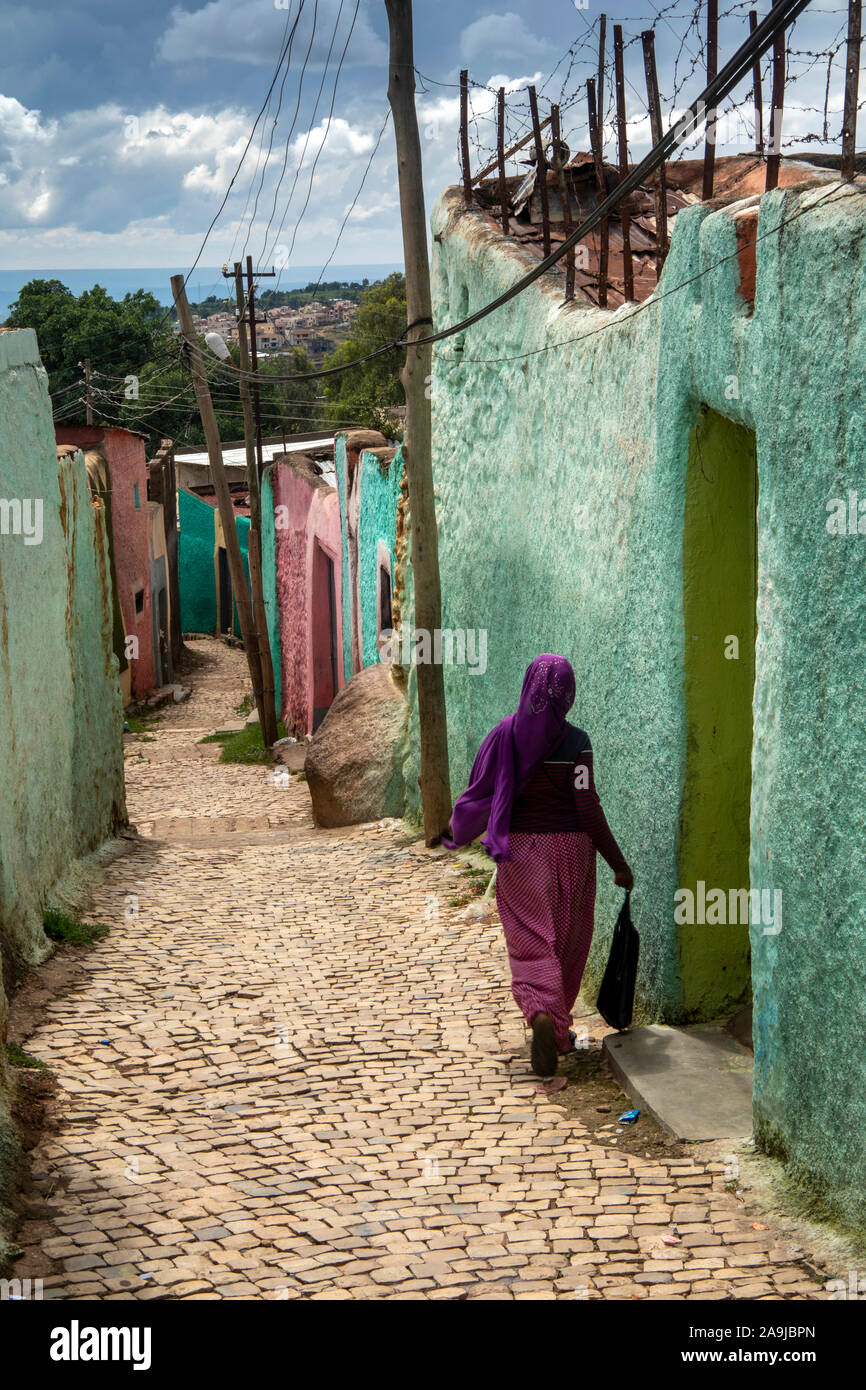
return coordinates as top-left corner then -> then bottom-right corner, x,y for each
602,1022 -> 753,1142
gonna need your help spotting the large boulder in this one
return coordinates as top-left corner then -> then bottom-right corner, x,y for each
304,663 -> 408,827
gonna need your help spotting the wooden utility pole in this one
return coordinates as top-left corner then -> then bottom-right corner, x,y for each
245,256 -> 276,478
229,265 -> 261,530
384,0 -> 452,844
171,274 -> 267,736
228,262 -> 279,747
85,358 -> 93,425
702,0 -> 719,200
841,0 -> 862,180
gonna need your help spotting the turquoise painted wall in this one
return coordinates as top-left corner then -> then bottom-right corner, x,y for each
261,468 -> 282,716
232,514 -> 250,641
413,180 -> 866,1230
334,435 -> 353,680
178,488 -> 217,633
0,329 -> 125,1239
358,443 -> 404,665
177,488 -> 249,639
335,435 -> 404,675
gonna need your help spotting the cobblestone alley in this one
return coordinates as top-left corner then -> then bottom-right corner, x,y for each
12,641 -> 826,1300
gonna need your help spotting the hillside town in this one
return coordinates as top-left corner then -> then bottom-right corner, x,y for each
0,0 -> 864,1355
191,296 -> 358,363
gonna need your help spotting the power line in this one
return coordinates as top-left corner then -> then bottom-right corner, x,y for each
183,9 -> 310,288
233,0 -> 309,268
266,0 -> 362,289
256,0 -> 336,269
58,0 -> 312,396
244,0 -> 318,267
302,109 -> 391,302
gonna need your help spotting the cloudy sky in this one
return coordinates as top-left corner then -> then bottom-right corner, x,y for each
0,0 -> 851,273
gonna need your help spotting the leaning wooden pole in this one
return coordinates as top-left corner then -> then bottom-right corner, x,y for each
841,0 -> 862,180
385,0 -> 452,844
233,263 -> 279,747
172,274 -> 266,725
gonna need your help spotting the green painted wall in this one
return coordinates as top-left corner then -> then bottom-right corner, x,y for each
178,488 -> 217,633
678,408 -> 756,1016
413,180 -> 866,1230
335,435 -> 404,673
358,444 -> 404,665
335,435 -> 354,679
261,467 -> 282,716
232,514 -> 250,641
0,329 -> 125,1241
177,488 -> 249,639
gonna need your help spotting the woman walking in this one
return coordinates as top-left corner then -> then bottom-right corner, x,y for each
443,654 -> 633,1077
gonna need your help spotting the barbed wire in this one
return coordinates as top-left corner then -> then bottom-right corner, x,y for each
455,2 -> 863,181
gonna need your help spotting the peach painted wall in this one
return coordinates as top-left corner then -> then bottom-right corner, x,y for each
270,461 -> 344,736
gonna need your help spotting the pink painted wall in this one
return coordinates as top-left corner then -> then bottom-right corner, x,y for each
56,425 -> 154,698
271,460 -> 344,736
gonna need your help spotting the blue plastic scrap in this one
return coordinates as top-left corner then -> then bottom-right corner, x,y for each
618,1107 -> 640,1124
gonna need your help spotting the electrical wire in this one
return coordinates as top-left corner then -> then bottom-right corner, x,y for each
244,0 -> 318,267
282,108 -> 391,305
255,0 -> 334,269
266,0 -> 362,290
233,0 -> 309,268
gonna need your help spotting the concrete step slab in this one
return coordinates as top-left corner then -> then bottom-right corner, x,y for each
602,1022 -> 753,1142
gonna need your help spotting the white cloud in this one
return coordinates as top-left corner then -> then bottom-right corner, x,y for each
460,12 -> 551,65
158,0 -> 387,68
0,90 -> 406,265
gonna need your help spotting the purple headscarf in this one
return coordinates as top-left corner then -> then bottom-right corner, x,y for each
442,654 -> 576,863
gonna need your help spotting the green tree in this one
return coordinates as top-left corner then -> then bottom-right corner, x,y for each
321,272 -> 406,436
7,279 -> 172,416
258,348 -> 322,435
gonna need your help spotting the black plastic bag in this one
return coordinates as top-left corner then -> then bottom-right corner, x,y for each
596,891 -> 639,1031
